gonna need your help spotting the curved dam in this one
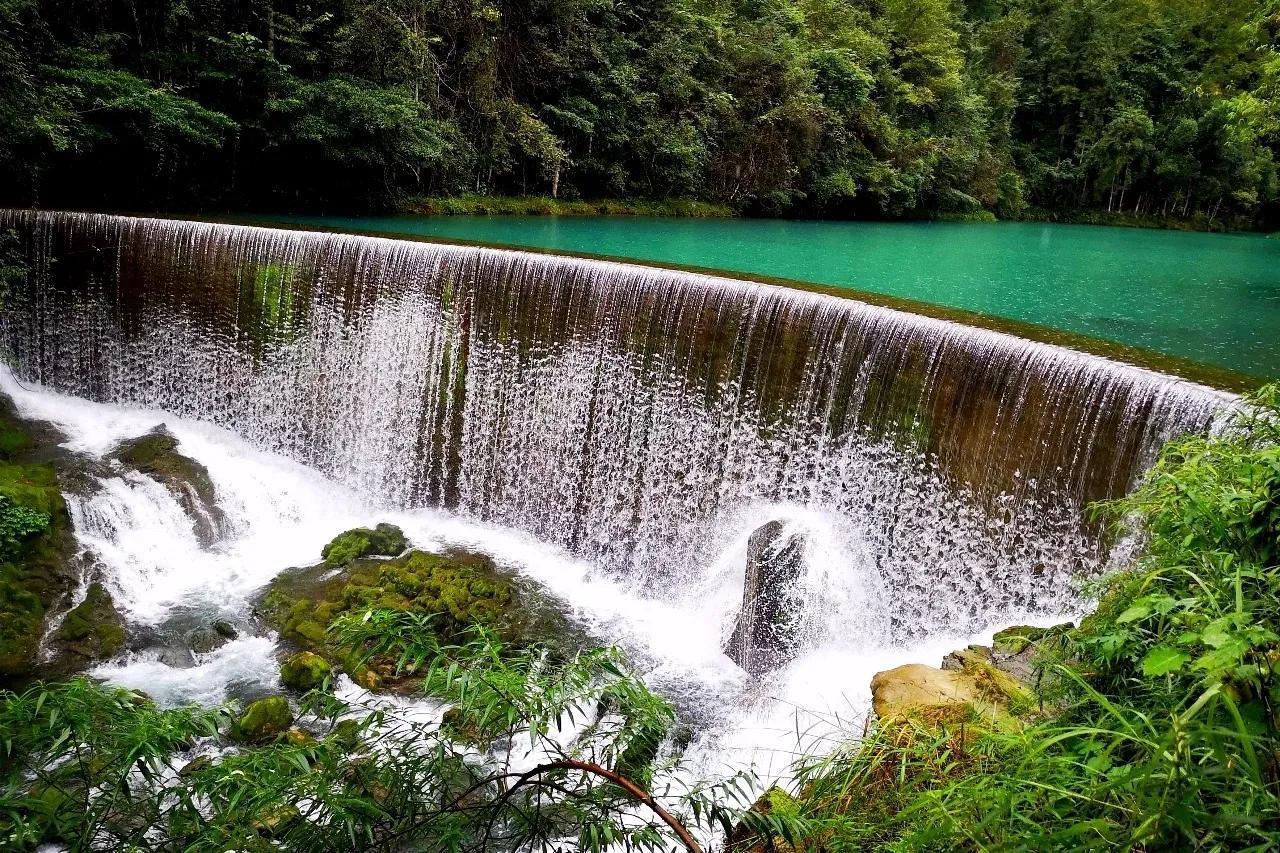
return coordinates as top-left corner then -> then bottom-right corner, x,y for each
1,211 -> 1234,638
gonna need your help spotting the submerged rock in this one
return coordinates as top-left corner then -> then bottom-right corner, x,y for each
320,523 -> 407,568
230,696 -> 294,743
111,426 -> 225,544
51,582 -> 125,663
724,521 -> 806,676
280,650 -> 331,691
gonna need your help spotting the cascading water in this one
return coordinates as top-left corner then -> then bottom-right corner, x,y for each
0,210 -> 1239,776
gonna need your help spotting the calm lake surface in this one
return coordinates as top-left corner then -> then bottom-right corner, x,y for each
259,215 -> 1280,381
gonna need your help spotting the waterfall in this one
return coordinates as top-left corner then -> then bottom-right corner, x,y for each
0,210 -> 1236,642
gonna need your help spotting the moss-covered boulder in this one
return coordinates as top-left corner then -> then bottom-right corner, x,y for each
726,787 -> 802,852
280,651 -> 331,691
871,663 -> 987,720
258,546 -> 578,688
320,523 -> 407,568
230,696 -> 294,743
51,582 -> 125,663
872,622 -> 1063,733
111,426 -> 225,544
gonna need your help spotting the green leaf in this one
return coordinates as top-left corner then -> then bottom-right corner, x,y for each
1140,645 -> 1190,676
1115,604 -> 1151,623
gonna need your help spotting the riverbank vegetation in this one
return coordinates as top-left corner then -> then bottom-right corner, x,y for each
1,0 -> 1278,228
410,196 -> 734,218
748,383 -> 1280,849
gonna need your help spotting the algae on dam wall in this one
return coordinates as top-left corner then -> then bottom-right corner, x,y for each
0,211 -> 1234,640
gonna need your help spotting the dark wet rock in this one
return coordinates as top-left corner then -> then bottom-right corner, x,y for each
186,618 -> 241,655
724,521 -> 806,676
51,582 -> 125,663
230,696 -> 294,743
178,754 -> 214,778
257,545 -> 581,689
280,650 -> 331,691
111,425 -> 226,545
188,625 -> 231,655
320,523 -> 407,568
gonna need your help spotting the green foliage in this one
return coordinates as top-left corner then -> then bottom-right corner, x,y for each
411,195 -> 733,217
0,623 -> 714,851
0,494 -> 47,562
0,411 -> 71,679
0,0 -> 1275,224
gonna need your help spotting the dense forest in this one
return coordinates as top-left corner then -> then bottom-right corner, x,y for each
1,0 -> 1279,224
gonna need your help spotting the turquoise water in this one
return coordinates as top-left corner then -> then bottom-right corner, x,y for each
260,215 -> 1280,381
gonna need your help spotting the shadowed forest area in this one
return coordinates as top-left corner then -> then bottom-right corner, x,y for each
1,0 -> 1278,226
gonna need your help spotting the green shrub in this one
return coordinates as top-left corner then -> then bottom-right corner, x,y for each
0,495 -> 48,562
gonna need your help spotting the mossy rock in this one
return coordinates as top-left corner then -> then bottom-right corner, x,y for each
258,547 -> 579,686
52,582 -> 125,662
282,728 -> 317,747
26,780 -> 78,844
991,623 -> 1070,655
331,718 -> 363,751
252,803 -> 301,838
280,651 -> 331,691
870,663 -> 1022,733
440,706 -> 488,747
111,426 -> 225,543
230,696 -> 294,743
726,786 -> 802,852
0,400 -> 78,681
320,523 -> 407,568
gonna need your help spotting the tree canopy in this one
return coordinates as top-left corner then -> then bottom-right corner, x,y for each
1,0 -> 1277,225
